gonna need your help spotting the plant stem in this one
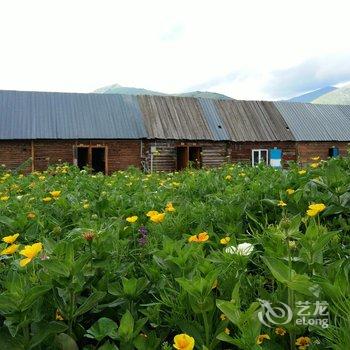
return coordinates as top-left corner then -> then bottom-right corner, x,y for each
202,311 -> 210,348
287,238 -> 295,350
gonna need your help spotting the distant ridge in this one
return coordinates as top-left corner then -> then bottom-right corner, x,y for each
94,84 -> 232,100
313,84 -> 350,105
287,86 -> 337,103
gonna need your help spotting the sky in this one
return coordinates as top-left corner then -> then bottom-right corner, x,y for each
0,0 -> 350,100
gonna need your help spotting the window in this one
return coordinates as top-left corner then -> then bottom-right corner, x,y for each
252,149 -> 268,166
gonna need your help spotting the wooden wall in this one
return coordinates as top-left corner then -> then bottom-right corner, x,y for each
297,141 -> 349,164
230,141 -> 297,164
143,141 -> 228,172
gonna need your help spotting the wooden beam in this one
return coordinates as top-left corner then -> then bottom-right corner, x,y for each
31,140 -> 35,172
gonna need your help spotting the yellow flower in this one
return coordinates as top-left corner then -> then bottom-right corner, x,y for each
278,200 -> 287,207
256,334 -> 270,345
43,197 -> 52,203
173,334 -> 195,350
1,244 -> 19,255
50,191 -> 61,198
27,212 -> 36,220
224,328 -> 230,335
150,213 -> 165,223
298,170 -> 307,175
83,203 -> 90,209
126,216 -> 138,223
311,156 -> 320,161
306,203 -> 326,217
165,202 -> 175,212
19,242 -> 43,267
0,196 -> 9,201
275,327 -> 287,336
220,236 -> 231,245
146,210 -> 159,217
225,175 -> 232,181
238,172 -> 246,177
295,336 -> 311,350
288,240 -> 297,249
286,188 -> 295,195
39,176 -> 46,181
188,232 -> 209,243
310,163 -> 319,169
2,233 -> 19,244
55,309 -> 64,321
220,314 -> 227,321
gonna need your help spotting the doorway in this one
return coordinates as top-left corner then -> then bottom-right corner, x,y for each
76,146 -> 107,174
189,147 -> 202,168
77,147 -> 89,169
176,146 -> 202,170
91,147 -> 106,173
176,147 -> 188,170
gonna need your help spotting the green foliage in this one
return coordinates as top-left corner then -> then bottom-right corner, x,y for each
0,157 -> 349,349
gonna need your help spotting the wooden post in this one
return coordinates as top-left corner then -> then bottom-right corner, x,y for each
31,140 -> 35,172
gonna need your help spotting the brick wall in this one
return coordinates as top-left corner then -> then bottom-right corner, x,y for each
230,141 -> 297,164
0,140 -> 32,172
297,141 -> 350,164
0,140 -> 142,174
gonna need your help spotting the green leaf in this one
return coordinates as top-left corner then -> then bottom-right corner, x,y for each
41,259 -> 70,277
117,310 -> 134,342
20,285 -> 51,311
29,322 -> 68,349
262,256 -> 316,296
261,256 -> 290,284
85,317 -> 118,341
0,216 -> 15,229
0,327 -> 24,350
0,294 -> 18,313
54,333 -> 79,350
74,291 -> 106,317
98,341 -> 119,350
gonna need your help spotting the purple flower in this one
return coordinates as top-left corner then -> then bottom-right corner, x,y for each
138,226 -> 148,246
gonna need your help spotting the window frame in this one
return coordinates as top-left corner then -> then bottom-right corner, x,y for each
251,149 -> 269,166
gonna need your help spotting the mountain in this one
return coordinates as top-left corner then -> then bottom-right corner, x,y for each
313,84 -> 350,105
177,91 -> 232,100
94,84 -> 232,100
94,84 -> 166,96
287,86 -> 337,103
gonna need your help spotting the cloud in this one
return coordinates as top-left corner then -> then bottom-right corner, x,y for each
160,24 -> 184,42
185,71 -> 242,92
264,53 -> 350,99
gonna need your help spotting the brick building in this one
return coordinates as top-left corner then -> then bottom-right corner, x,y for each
0,90 -> 349,173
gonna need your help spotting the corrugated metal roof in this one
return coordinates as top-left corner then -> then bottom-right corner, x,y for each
215,100 -> 294,141
198,98 -> 230,140
137,95 -> 215,140
0,90 -> 349,142
0,90 -> 147,139
274,102 -> 350,141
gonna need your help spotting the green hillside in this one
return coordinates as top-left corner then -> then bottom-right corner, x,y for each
94,84 -> 232,100
177,90 -> 232,99
313,84 -> 350,104
94,84 -> 166,96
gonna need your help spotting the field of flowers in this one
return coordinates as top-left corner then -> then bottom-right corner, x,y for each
0,156 -> 349,350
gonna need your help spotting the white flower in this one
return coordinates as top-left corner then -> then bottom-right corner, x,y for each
225,242 -> 254,256
16,195 -> 23,200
